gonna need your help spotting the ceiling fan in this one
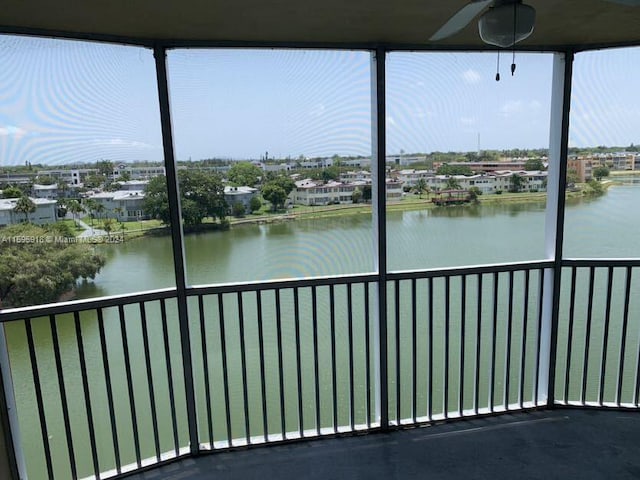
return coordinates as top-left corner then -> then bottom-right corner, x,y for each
430,0 -> 640,48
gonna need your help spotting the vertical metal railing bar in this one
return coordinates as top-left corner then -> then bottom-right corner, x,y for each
24,318 -> 54,480
372,47 -> 388,430
598,267 -> 615,405
563,267 -> 578,404
197,295 -> 214,448
364,283 -> 372,428
329,285 -> 338,432
236,292 -> 251,444
394,280 -> 401,424
474,274 -> 483,415
96,310 -> 120,474
275,289 -> 286,438
427,277 -> 434,420
635,308 -> 640,406
518,270 -> 531,409
75,311 -> 101,479
534,271 -> 546,405
49,314 -> 78,479
581,267 -> 596,405
152,45 -> 199,455
616,267 -> 633,406
546,51 -> 573,407
293,288 -> 304,436
256,291 -> 269,441
505,271 -> 514,410
489,273 -> 499,412
459,275 -> 466,416
311,287 -> 321,434
139,303 -> 161,461
347,284 -> 355,431
444,276 -> 450,419
411,279 -> 418,423
216,295 -> 232,445
117,305 -> 141,467
0,325 -> 21,480
159,300 -> 179,456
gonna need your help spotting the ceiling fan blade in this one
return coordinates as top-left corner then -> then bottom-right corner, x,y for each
430,0 -> 493,41
602,0 -> 640,5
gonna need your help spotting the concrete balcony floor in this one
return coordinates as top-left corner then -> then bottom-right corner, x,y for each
130,409 -> 640,480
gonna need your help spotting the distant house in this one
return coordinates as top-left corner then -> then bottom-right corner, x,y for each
0,197 -> 57,226
291,178 -> 402,206
87,190 -> 147,221
224,186 -> 258,210
32,183 -> 60,199
113,164 -> 165,180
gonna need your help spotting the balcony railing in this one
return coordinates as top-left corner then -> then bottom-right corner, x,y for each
1,259 -> 640,479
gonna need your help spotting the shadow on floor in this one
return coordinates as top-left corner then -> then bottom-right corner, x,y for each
129,409 -> 640,480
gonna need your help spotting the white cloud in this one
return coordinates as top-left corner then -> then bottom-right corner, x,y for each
462,69 -> 482,84
0,125 -> 27,137
90,138 -> 158,149
500,100 -> 524,116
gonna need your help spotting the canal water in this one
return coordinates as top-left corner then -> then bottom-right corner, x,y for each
5,184 -> 640,479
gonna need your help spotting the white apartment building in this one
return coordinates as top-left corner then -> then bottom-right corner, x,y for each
87,190 -> 147,221
0,197 -> 58,226
292,178 -> 402,206
224,186 -> 258,209
113,164 -> 166,180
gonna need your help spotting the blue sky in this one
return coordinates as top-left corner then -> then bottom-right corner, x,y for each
0,35 -> 638,166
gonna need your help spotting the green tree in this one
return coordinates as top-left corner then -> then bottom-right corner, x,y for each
83,174 -> 106,189
249,195 -> 262,213
592,166 -> 610,181
117,171 -> 132,182
444,177 -> 461,190
262,184 -> 287,211
351,188 -> 363,204
509,174 -> 525,193
0,223 -> 105,308
1,186 -> 24,199
84,199 -> 98,225
437,164 -> 473,176
96,160 -> 114,177
468,186 -> 482,202
103,218 -> 116,237
66,199 -> 84,222
228,162 -> 262,187
35,175 -> 56,185
232,202 -> 246,217
143,176 -> 170,224
14,195 -> 36,222
321,166 -> 340,182
415,178 -> 428,198
524,158 -> 545,171
143,170 -> 228,226
269,175 -> 296,195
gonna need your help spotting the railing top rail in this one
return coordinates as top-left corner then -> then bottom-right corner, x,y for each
0,287 -> 177,323
387,260 -> 555,280
562,258 -> 640,268
188,272 -> 380,296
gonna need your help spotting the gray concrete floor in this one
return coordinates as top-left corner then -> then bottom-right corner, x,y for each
130,409 -> 640,480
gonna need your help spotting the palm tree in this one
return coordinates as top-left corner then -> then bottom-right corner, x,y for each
415,178 -> 428,198
84,199 -> 98,225
67,199 -> 84,223
14,195 -> 36,223
103,218 -> 115,238
114,206 -> 124,220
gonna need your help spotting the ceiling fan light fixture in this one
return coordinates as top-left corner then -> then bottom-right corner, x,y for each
478,3 -> 536,48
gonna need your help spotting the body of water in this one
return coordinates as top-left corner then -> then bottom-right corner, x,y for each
7,185 -> 640,479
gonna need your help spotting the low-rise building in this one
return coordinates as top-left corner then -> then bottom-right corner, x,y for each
291,178 -> 402,206
87,190 -> 147,221
113,164 -> 165,180
224,186 -> 258,210
0,197 -> 57,226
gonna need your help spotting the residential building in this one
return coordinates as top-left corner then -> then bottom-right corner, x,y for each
224,185 -> 258,210
0,197 -> 57,226
87,190 -> 147,221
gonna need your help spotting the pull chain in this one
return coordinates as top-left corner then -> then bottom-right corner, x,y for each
511,1 -> 517,76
